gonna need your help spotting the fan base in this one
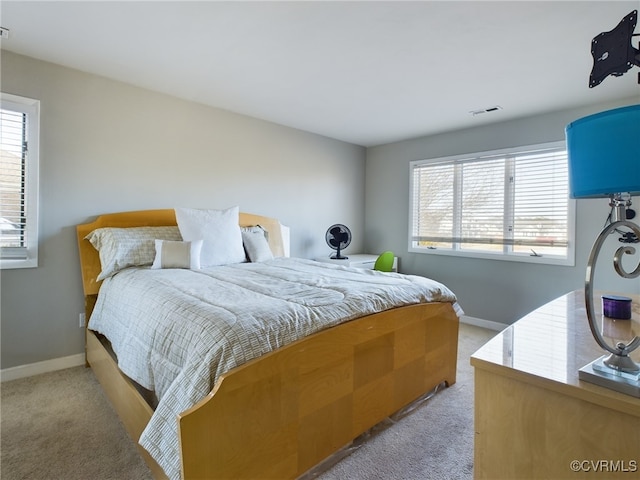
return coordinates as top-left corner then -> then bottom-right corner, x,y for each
330,255 -> 349,260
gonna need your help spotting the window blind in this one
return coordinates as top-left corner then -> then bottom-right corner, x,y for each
1,93 -> 39,268
1,107 -> 29,257
410,144 -> 570,258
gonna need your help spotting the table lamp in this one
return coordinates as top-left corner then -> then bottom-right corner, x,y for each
565,104 -> 640,397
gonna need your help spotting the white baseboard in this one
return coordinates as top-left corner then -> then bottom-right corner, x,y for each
460,315 -> 506,332
1,353 -> 85,383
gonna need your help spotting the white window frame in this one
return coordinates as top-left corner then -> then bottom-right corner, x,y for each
1,93 -> 40,269
408,141 -> 575,266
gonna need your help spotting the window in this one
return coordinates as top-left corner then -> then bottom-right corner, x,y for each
1,93 -> 40,269
409,141 -> 575,265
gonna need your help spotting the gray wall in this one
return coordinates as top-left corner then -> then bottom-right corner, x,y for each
0,51 -> 365,368
2,49 -> 637,369
364,97 -> 640,325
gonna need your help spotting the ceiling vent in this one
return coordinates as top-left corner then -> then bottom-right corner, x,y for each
469,105 -> 503,116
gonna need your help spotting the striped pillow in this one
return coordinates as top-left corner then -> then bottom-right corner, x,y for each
86,226 -> 182,280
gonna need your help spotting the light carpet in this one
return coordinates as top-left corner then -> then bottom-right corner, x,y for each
1,323 -> 496,480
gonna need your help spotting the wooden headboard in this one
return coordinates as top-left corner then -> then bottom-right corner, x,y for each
76,209 -> 286,296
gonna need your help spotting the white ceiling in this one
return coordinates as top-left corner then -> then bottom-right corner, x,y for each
1,1 -> 639,147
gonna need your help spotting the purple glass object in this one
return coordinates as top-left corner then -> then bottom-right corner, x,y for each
602,295 -> 632,320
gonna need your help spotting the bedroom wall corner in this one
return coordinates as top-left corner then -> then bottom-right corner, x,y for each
364,96 -> 640,326
0,50 -> 366,371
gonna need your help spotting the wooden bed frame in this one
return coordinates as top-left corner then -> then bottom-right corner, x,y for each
77,209 -> 459,480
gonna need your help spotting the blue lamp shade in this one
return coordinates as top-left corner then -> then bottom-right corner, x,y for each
565,104 -> 640,199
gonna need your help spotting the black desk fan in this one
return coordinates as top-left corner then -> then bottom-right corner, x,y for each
325,224 -> 351,260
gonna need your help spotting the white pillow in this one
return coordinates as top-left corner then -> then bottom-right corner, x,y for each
151,239 -> 202,270
241,226 -> 274,262
175,206 -> 246,267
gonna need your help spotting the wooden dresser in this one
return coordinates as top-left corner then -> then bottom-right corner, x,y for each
471,290 -> 640,479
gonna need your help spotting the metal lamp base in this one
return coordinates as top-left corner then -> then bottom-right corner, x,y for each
603,351 -> 640,373
579,196 -> 640,398
579,355 -> 640,398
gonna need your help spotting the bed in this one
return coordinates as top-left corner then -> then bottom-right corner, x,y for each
76,208 -> 461,480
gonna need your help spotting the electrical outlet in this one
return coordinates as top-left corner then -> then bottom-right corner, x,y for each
79,312 -> 86,328
0,27 -> 9,39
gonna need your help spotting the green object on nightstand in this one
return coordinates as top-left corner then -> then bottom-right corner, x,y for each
374,251 -> 394,272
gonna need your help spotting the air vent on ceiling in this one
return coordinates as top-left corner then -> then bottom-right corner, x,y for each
469,105 -> 503,116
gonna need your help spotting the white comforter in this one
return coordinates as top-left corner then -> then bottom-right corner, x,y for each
88,257 -> 460,480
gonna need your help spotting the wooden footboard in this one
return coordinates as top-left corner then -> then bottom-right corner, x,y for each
178,301 -> 458,479
86,297 -> 458,480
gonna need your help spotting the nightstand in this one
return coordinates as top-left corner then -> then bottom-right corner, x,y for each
314,254 -> 398,272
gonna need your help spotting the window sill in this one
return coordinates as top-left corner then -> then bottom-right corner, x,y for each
408,246 -> 575,267
0,258 -> 38,269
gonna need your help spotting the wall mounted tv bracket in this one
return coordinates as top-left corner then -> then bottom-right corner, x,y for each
589,10 -> 640,87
